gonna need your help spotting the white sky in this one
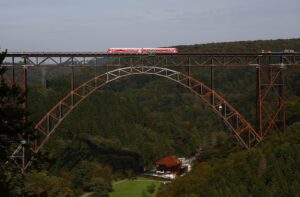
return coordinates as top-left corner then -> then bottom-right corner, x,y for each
0,0 -> 299,51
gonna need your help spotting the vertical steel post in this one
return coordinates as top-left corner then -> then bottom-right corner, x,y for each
23,66 -> 28,113
71,66 -> 74,106
269,65 -> 273,86
22,145 -> 25,173
279,61 -> 286,132
256,60 -> 263,137
12,57 -> 15,84
94,65 -> 97,87
210,58 -> 214,105
186,57 -> 191,87
22,65 -> 28,173
12,66 -> 15,84
59,104 -> 62,119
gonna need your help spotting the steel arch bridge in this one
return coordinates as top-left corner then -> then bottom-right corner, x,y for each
3,51 -> 300,173
11,66 -> 260,172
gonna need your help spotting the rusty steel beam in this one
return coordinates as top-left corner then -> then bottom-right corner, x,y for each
5,51 -> 300,56
2,52 -> 300,67
256,64 -> 263,137
9,66 -> 261,172
3,51 -> 299,173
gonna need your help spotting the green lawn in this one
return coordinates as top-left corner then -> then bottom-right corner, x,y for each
110,178 -> 161,197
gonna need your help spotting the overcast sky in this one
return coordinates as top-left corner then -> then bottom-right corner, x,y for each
0,0 -> 299,51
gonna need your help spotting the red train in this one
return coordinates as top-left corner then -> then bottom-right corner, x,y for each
107,48 -> 178,54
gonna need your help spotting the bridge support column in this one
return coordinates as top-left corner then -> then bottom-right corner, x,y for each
186,57 -> 191,87
210,58 -> 215,105
256,64 -> 263,137
12,66 -> 15,84
71,66 -> 74,106
256,62 -> 263,138
22,66 -> 28,113
22,66 -> 29,174
279,64 -> 286,132
258,61 -> 286,136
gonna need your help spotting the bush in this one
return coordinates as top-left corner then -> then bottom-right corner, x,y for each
88,177 -> 112,197
147,183 -> 156,194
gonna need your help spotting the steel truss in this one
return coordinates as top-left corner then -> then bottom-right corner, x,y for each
5,52 -> 300,173
256,64 -> 286,137
9,66 -> 261,172
4,52 -> 300,67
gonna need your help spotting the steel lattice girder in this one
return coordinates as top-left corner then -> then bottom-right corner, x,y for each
3,52 -> 300,67
9,66 -> 261,173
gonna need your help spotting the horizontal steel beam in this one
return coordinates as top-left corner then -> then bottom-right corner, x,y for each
2,52 -> 300,67
5,51 -> 300,57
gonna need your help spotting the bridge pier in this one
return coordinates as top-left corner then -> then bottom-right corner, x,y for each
22,66 -> 28,117
210,58 -> 215,105
256,59 -> 286,137
186,63 -> 191,87
71,66 -> 75,106
279,64 -> 286,132
256,63 -> 263,138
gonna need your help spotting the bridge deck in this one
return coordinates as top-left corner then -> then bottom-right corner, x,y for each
2,52 -> 300,67
5,51 -> 300,57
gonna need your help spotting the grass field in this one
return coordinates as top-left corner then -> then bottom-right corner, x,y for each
110,178 -> 161,197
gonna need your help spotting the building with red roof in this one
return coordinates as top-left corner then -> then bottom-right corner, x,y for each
155,156 -> 182,174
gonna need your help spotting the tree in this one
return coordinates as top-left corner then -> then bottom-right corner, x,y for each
0,50 -> 30,159
70,160 -> 112,195
23,171 -> 74,196
0,50 -> 31,196
88,177 -> 112,197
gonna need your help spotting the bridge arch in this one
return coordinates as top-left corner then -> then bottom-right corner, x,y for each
11,66 -> 261,171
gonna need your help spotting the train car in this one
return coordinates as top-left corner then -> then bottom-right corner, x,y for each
107,48 -> 178,54
107,48 -> 141,53
141,48 -> 178,54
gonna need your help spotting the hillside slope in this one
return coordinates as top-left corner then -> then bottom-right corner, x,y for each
21,38 -> 300,196
158,122 -> 300,197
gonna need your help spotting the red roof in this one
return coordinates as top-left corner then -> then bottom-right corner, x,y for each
155,156 -> 181,168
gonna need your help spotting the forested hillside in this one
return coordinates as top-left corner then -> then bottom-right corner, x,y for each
158,122 -> 300,196
176,38 -> 300,52
157,38 -> 300,196
4,38 -> 299,196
